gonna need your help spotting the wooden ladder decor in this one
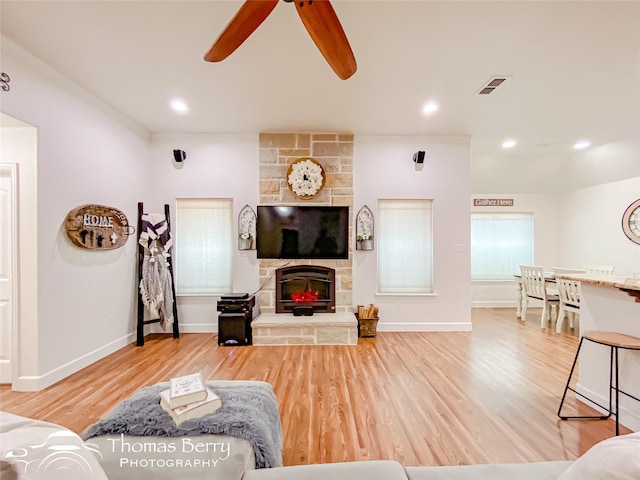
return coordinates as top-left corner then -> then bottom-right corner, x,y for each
136,202 -> 179,346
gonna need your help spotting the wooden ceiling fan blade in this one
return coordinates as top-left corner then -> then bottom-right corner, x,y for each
294,0 -> 357,80
204,0 -> 279,62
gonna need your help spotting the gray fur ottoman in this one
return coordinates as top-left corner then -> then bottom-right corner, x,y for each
83,380 -> 282,480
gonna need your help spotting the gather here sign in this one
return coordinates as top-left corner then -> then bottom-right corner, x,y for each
473,198 -> 514,207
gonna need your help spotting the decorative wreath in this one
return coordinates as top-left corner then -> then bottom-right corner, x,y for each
286,158 -> 326,199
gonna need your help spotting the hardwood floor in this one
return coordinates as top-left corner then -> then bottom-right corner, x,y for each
0,308 -> 627,467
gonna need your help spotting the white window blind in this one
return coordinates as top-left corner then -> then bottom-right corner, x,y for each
378,199 -> 433,294
175,198 -> 233,295
471,212 -> 534,280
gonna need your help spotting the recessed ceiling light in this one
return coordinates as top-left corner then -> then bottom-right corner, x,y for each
501,139 -> 517,148
170,99 -> 189,113
422,101 -> 439,115
573,140 -> 591,150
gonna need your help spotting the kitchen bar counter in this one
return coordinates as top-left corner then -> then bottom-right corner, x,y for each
554,272 -> 640,431
554,273 -> 640,302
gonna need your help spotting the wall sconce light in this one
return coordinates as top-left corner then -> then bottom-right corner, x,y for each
413,150 -> 425,171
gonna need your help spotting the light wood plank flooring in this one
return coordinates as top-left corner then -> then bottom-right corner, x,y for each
0,308 -> 627,467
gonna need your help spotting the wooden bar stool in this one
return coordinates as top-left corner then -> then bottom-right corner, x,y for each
558,330 -> 640,435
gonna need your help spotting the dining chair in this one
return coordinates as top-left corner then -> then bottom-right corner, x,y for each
555,278 -> 581,333
549,268 -> 585,298
584,265 -> 615,275
519,265 -> 560,328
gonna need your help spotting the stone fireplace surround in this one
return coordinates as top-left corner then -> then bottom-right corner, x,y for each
253,133 -> 357,345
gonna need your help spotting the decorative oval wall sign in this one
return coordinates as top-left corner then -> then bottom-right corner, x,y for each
65,204 -> 131,250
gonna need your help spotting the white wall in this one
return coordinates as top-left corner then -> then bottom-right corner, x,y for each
560,176 -> 640,276
148,134 -> 260,333
559,138 -> 640,276
562,139 -> 640,192
353,136 -> 472,331
471,194 -> 562,307
2,38 -> 151,390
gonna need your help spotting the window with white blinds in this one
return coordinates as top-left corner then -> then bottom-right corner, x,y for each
377,199 -> 433,294
471,212 -> 534,280
175,198 -> 233,295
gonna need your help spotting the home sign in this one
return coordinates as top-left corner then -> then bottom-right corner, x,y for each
65,204 -> 131,250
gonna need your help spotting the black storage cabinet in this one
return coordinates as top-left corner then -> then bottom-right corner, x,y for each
217,294 -> 255,346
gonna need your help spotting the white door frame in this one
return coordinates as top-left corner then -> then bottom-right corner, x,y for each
0,163 -> 19,385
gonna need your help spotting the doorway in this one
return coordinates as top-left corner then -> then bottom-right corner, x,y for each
1,112 -> 37,387
0,164 -> 17,383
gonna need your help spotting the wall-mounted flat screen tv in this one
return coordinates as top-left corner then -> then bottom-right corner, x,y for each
256,206 -> 349,259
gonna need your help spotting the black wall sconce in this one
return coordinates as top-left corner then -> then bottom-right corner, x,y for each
173,149 -> 187,163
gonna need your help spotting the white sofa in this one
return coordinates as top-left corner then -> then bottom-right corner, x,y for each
241,431 -> 639,480
242,459 -> 574,480
0,411 -> 108,480
2,410 -> 639,480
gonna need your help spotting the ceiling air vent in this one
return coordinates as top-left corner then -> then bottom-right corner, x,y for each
477,76 -> 510,95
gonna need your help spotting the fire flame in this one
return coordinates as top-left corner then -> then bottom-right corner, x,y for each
291,291 -> 319,303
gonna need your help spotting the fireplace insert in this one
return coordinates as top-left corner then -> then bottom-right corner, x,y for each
275,265 -> 335,314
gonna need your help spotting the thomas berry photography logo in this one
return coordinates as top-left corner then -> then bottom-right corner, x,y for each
2,430 -> 103,479
106,435 -> 232,469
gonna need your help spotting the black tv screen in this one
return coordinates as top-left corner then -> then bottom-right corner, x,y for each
256,206 -> 349,259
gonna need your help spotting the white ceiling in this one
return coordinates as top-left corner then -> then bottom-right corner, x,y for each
2,1 -> 639,193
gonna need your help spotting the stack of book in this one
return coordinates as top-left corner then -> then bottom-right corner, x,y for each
159,372 -> 222,426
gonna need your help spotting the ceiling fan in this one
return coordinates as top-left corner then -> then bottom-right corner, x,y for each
204,0 -> 357,80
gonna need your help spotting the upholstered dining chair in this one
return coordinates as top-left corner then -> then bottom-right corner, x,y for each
555,278 -> 581,333
519,265 -> 560,328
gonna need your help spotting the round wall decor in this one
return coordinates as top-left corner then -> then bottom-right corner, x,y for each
286,157 -> 326,199
65,204 -> 131,250
622,198 -> 640,245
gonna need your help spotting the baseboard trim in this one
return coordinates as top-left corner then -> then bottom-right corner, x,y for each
178,324 -> 217,333
377,322 -> 472,332
575,383 -> 640,432
12,333 -> 135,392
471,301 -> 518,308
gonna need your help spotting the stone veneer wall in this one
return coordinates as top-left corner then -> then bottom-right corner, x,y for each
258,133 -> 354,314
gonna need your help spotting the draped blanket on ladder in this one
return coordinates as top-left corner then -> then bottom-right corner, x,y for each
139,212 -> 175,330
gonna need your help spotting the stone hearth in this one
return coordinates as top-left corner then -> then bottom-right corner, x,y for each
252,313 -> 357,345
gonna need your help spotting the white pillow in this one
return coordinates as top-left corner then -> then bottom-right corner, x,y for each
558,431 -> 640,480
